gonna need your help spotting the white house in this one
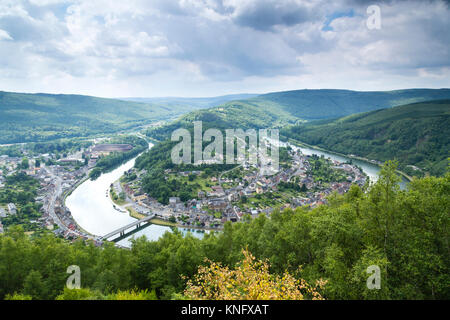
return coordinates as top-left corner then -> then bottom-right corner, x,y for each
7,203 -> 17,215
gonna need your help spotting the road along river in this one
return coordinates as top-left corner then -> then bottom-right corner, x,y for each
66,140 -> 408,248
66,143 -> 206,248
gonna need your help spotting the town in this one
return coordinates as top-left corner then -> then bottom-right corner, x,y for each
108,144 -> 367,231
0,138 -> 367,244
0,140 -> 136,245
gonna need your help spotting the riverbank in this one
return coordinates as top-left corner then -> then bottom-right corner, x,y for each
60,172 -> 94,237
286,137 -> 413,182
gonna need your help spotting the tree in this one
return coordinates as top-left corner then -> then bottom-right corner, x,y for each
4,293 -> 32,300
20,157 -> 29,170
108,288 -> 157,300
184,249 -> 326,300
23,270 -> 46,299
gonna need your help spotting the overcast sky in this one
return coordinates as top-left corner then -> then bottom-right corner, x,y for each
0,0 -> 449,98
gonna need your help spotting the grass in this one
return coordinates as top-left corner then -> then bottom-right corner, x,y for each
166,174 -> 214,192
126,207 -> 146,220
149,217 -> 177,227
109,188 -> 127,206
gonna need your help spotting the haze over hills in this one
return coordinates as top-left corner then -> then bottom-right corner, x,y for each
0,91 -> 213,144
146,88 -> 450,141
144,90 -> 450,177
121,94 -> 258,111
2,88 -> 450,145
282,100 -> 450,176
241,88 -> 450,120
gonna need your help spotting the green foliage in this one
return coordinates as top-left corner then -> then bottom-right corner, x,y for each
0,163 -> 448,300
0,91 -> 196,144
107,288 -> 157,300
282,100 -> 450,177
307,155 -> 348,183
4,293 -> 33,300
0,172 -> 42,233
147,89 -> 450,142
23,270 -> 46,299
251,88 -> 450,120
55,288 -> 104,300
136,139 -> 235,204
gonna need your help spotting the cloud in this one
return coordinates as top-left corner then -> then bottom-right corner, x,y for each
0,29 -> 13,40
0,0 -> 448,97
226,0 -> 324,31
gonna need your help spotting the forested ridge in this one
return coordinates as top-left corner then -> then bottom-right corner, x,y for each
2,88 -> 450,144
145,88 -> 450,141
1,162 -> 448,300
281,100 -> 450,177
0,91 -> 194,144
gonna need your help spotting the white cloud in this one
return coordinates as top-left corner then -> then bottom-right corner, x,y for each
0,0 -> 448,97
0,29 -> 12,40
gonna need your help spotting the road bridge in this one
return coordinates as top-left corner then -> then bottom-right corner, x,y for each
100,213 -> 156,242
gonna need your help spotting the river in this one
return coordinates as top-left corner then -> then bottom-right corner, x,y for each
65,143 -> 207,248
66,140 -> 407,248
285,142 -> 409,189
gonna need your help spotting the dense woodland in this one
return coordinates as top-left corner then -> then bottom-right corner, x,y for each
281,100 -> 450,177
1,89 -> 449,300
0,91 -> 197,144
0,172 -> 43,234
146,97 -> 449,180
0,138 -> 93,159
146,88 -> 450,141
1,162 -> 448,300
135,139 -> 237,204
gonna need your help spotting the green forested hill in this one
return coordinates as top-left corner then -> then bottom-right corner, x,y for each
282,100 -> 450,176
248,88 -> 450,120
145,88 -> 450,141
146,99 -> 294,140
2,88 -> 450,144
0,91 -> 198,144
1,164 -> 449,300
122,93 -> 258,110
144,91 -> 450,178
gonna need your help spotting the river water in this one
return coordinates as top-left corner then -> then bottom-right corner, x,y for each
66,143 -> 207,248
288,143 -> 408,188
66,140 -> 407,248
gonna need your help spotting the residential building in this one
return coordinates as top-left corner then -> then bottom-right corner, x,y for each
7,203 -> 17,215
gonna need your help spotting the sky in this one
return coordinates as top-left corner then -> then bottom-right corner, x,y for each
0,0 -> 449,98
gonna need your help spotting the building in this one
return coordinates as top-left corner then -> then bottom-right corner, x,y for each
133,194 -> 148,203
210,186 -> 225,196
208,199 -> 227,211
57,159 -> 82,165
197,191 -> 206,199
169,197 -> 181,207
7,203 -> 17,215
0,208 -> 6,218
91,144 -> 133,153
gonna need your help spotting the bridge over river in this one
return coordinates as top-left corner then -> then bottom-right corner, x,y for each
99,213 -> 156,242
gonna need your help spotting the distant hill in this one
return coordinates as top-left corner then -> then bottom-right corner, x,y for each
3,88 -> 450,145
146,88 -> 450,140
244,88 -> 450,120
0,91 -> 206,144
121,93 -> 258,110
282,100 -> 450,176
